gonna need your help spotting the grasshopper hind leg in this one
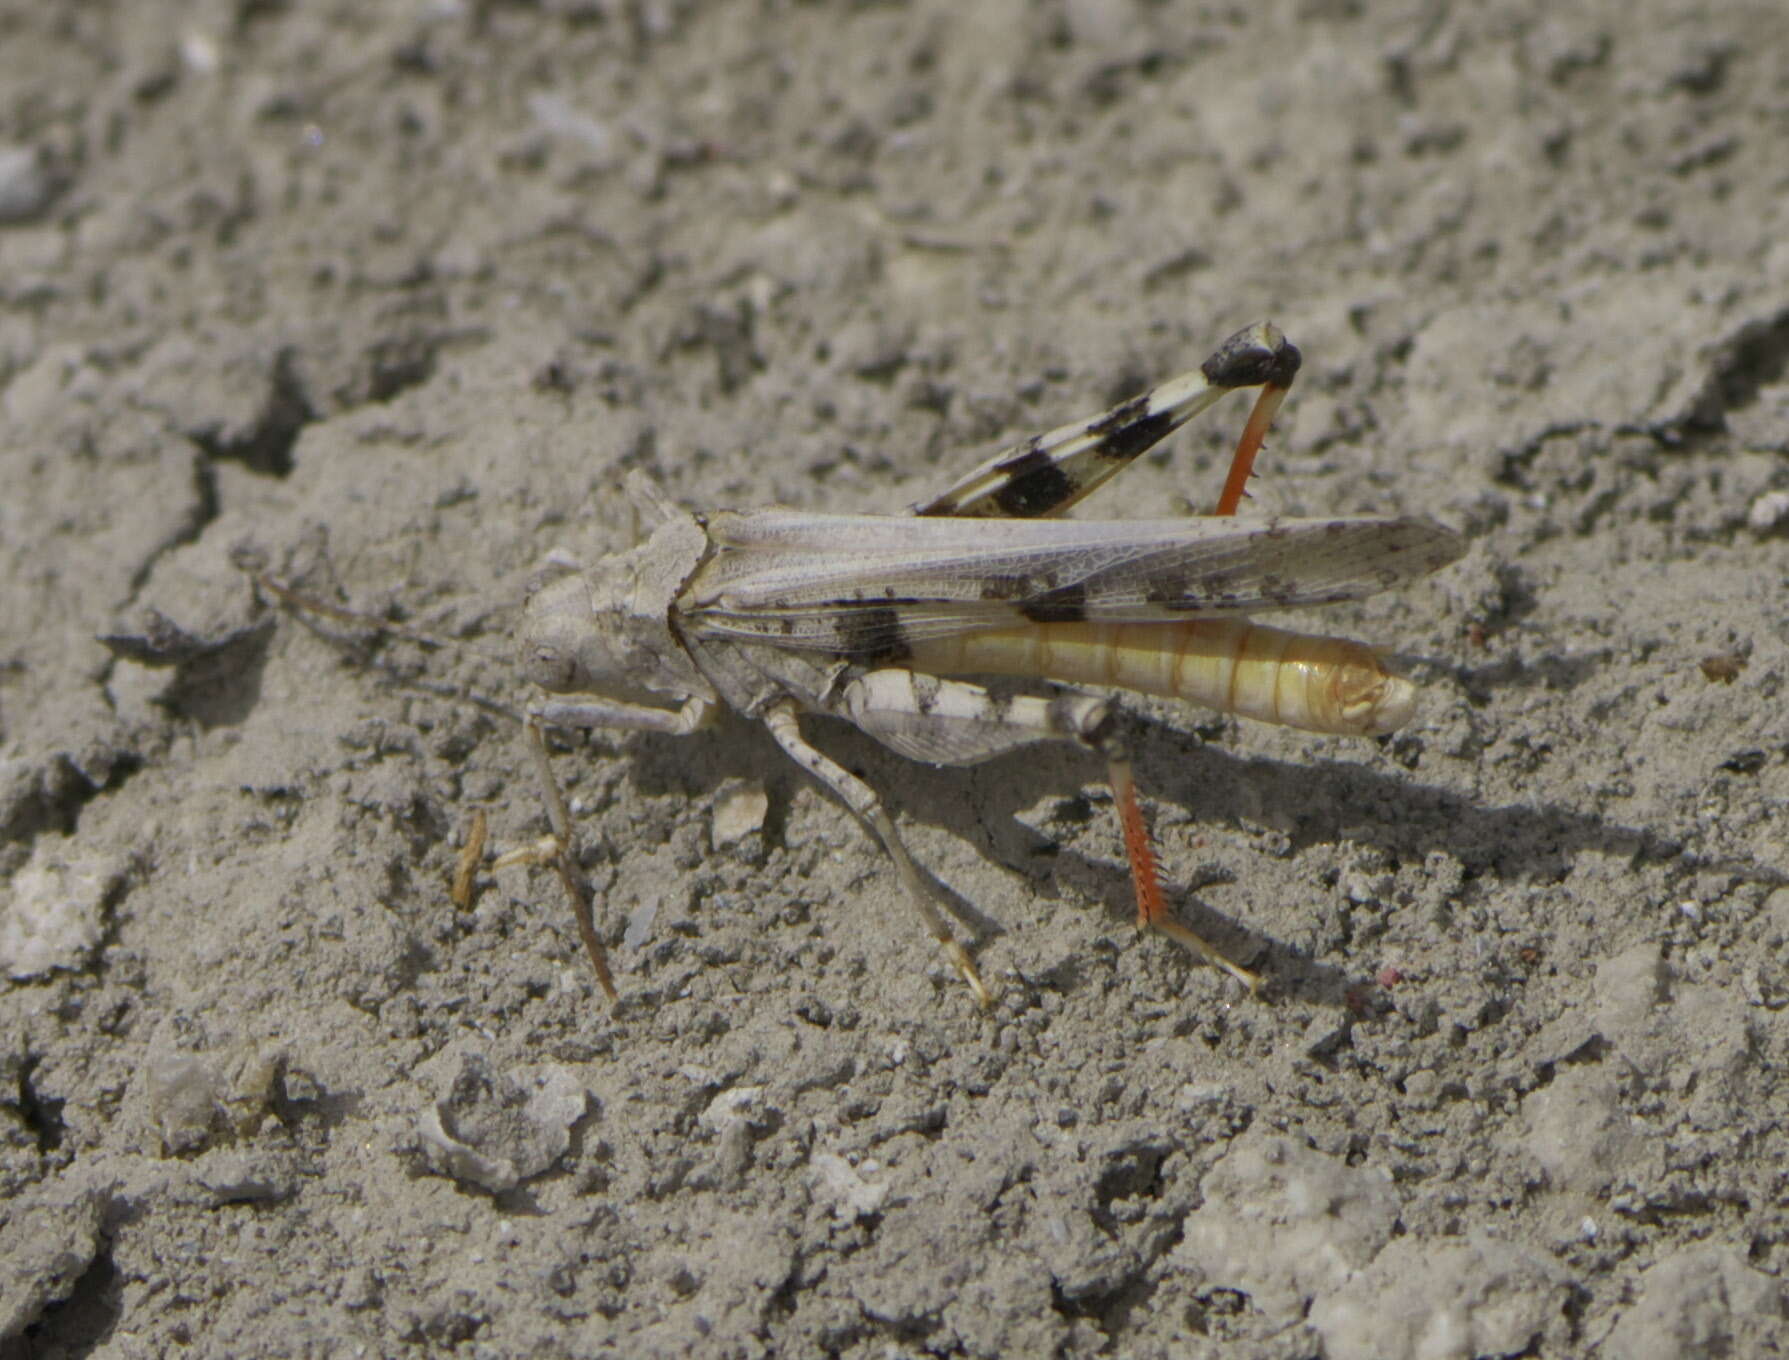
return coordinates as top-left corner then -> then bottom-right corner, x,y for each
1105,752 -> 1262,995
844,670 -> 1262,997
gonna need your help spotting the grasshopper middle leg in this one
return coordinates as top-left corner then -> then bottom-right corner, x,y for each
760,699 -> 991,1007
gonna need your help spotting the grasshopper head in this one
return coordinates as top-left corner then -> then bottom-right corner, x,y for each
520,568 -> 620,695
518,514 -> 711,704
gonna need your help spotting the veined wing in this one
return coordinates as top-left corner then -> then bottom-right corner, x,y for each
684,508 -> 1465,652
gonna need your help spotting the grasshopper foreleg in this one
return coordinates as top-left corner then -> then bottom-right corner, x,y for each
510,694 -> 717,1002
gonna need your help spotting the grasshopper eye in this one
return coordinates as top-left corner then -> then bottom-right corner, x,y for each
526,644 -> 580,693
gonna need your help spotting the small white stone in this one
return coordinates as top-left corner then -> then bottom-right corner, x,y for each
1746,488 -> 1789,532
0,145 -> 52,222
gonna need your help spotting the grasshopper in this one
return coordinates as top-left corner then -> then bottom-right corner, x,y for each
495,322 -> 1464,1006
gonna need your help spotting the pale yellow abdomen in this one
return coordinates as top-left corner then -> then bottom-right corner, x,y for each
907,619 -> 1415,736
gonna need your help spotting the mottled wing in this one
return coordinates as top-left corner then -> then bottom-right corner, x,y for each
910,322 -> 1301,519
683,508 -> 1464,655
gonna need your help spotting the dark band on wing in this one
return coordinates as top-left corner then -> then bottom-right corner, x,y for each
1018,579 -> 1090,624
829,605 -> 914,664
976,573 -> 1032,602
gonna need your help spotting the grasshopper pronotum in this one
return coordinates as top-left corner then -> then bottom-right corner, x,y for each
261,323 -> 1464,1007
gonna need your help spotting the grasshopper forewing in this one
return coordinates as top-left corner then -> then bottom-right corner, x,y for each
507,321 -> 1465,1005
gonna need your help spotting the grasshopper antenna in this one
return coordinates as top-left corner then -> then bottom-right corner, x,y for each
239,551 -> 520,719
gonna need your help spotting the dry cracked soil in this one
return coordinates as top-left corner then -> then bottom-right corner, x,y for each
2,1 -> 1787,1357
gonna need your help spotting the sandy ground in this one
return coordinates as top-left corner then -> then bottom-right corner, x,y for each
3,1 -> 1787,1356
